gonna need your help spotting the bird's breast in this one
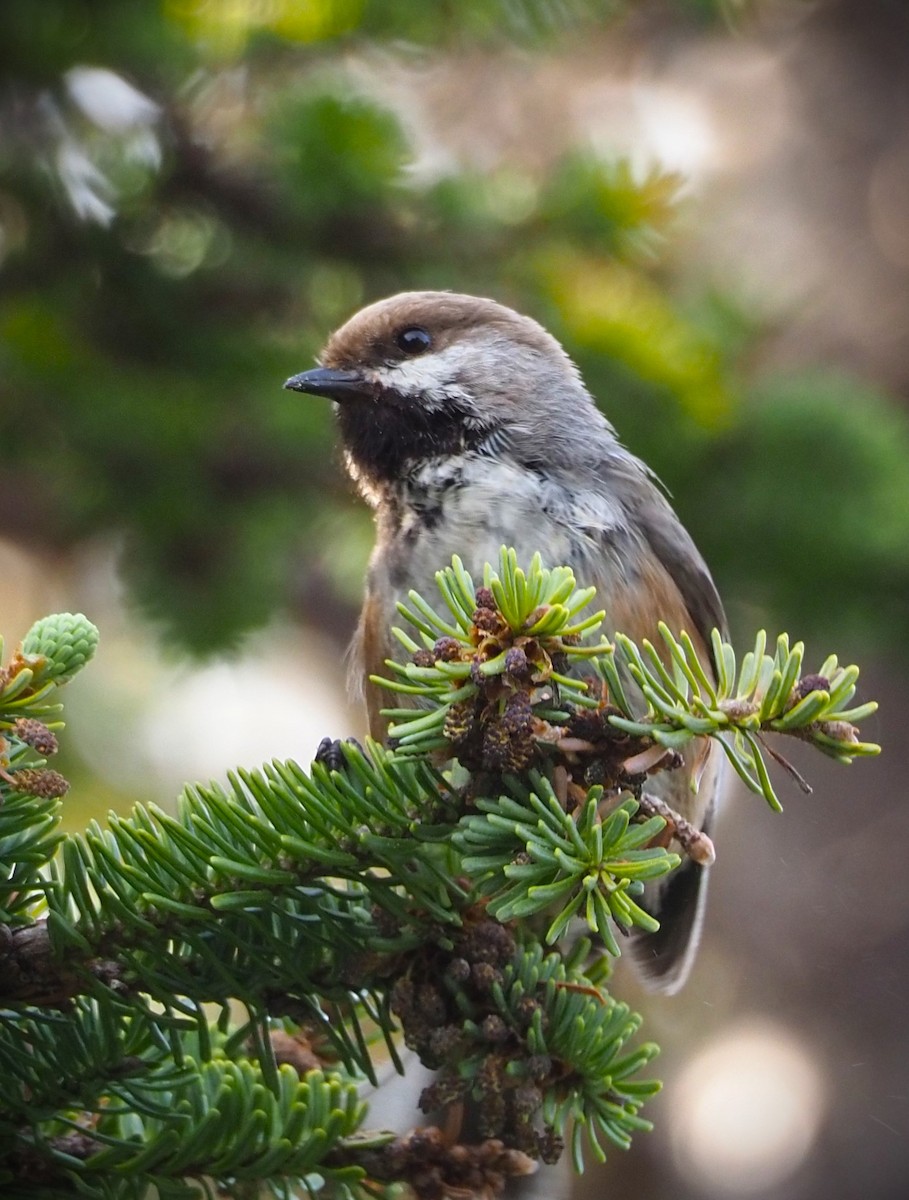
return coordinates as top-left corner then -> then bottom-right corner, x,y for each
369,455 -> 630,636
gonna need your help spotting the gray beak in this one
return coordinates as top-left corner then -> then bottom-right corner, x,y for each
283,366 -> 366,402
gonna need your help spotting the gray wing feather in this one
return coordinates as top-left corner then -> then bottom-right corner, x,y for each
602,450 -> 727,644
638,497 -> 727,642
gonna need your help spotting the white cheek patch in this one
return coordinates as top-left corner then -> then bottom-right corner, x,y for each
343,449 -> 382,507
369,344 -> 476,414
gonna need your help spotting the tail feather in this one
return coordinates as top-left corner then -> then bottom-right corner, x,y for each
629,854 -> 710,994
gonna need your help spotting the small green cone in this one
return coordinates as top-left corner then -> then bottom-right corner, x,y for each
22,613 -> 100,685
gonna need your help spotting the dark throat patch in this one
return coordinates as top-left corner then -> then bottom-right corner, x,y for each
337,394 -> 488,488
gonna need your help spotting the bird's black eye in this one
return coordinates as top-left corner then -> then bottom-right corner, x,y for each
395,326 -> 432,355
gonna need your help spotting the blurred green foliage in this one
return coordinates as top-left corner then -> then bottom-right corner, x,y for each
1,0 -> 906,657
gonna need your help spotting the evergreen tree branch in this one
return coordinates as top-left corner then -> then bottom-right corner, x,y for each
0,554 -> 880,1197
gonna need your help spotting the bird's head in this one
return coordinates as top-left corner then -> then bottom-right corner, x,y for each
284,291 -> 606,497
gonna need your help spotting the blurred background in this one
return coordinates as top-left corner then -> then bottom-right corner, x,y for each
1,0 -> 907,1196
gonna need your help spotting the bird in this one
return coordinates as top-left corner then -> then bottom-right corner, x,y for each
284,290 -> 726,993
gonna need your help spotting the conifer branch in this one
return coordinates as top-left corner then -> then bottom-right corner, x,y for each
0,556 -> 880,1197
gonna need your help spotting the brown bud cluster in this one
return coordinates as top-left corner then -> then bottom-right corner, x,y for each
788,673 -> 831,706
474,606 -> 504,634
434,589 -> 580,775
410,581 -> 592,775
784,675 -> 862,746
433,636 -> 462,662
817,719 -> 859,744
559,704 -> 651,793
504,646 -> 531,679
349,1125 -> 536,1200
482,691 -> 535,773
386,912 -> 563,1164
5,768 -> 69,799
444,695 -> 480,747
12,718 -> 59,757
